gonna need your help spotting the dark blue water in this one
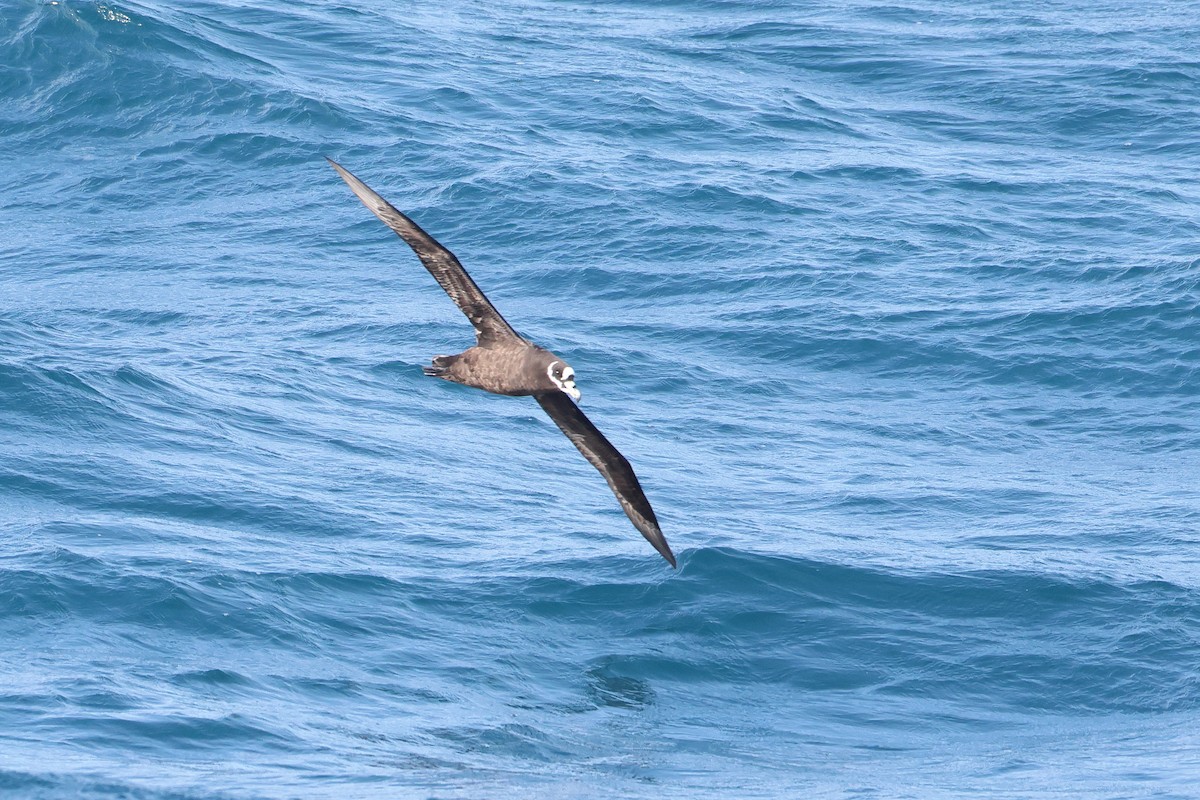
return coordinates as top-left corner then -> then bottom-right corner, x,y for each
3,1 -> 1198,797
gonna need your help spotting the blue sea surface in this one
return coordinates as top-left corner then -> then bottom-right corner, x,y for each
2,1 -> 1199,797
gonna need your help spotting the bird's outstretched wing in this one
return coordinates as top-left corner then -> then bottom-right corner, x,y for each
536,392 -> 675,567
327,158 -> 521,346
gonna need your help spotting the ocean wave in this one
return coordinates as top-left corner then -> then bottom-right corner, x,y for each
3,0 -> 1198,795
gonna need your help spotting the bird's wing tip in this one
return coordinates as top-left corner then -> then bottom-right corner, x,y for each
325,156 -> 350,176
655,539 -> 678,569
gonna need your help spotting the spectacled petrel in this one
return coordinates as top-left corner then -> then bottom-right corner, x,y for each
328,159 -> 676,568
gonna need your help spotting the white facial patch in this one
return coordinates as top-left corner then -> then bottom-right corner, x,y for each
546,361 -> 581,401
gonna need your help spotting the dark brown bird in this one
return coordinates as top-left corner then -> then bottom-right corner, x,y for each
327,158 -> 676,568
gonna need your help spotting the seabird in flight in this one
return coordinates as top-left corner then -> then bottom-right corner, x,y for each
327,158 -> 676,568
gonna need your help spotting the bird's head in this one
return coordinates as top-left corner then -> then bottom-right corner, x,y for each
546,359 -> 581,401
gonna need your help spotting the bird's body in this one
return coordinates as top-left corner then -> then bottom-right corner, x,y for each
424,344 -> 562,396
327,158 -> 676,568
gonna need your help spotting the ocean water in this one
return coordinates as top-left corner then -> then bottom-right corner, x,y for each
2,0 -> 1198,796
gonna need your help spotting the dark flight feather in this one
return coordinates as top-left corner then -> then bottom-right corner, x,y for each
536,392 -> 676,568
326,158 -> 520,346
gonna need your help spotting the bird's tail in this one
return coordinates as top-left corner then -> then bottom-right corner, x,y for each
422,354 -> 457,378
